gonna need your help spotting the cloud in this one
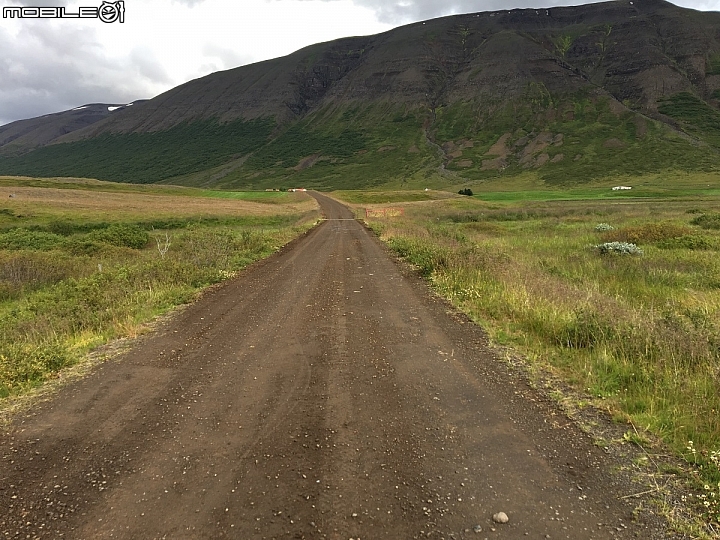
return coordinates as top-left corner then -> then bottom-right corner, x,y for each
671,0 -> 720,9
0,21 -> 157,124
378,0 -> 612,24
170,0 -> 208,6
280,0 -> 601,24
129,47 -> 173,84
15,0 -> 65,5
202,44 -> 253,70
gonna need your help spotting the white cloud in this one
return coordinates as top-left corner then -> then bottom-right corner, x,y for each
290,0 -> 718,23
671,0 -> 720,9
202,44 -> 254,71
171,0 -> 207,6
338,0 -> 607,24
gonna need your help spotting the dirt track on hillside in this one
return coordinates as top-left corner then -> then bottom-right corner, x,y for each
0,193 -> 675,539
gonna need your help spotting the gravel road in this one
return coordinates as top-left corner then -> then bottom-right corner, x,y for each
0,193 -> 672,539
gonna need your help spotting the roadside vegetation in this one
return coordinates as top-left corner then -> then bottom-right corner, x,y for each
348,188 -> 720,533
0,177 -> 318,400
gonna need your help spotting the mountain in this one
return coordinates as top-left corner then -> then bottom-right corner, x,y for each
0,102 -> 147,156
1,0 -> 719,190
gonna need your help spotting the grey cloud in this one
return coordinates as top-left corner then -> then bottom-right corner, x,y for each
129,48 -> 172,84
202,44 -> 254,70
350,0 -> 608,23
0,22 -> 154,124
290,0 -> 711,24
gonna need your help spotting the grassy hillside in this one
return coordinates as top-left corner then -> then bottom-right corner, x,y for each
0,119 -> 274,184
0,91 -> 718,191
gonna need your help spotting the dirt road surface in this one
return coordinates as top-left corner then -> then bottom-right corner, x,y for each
1,193 -> 672,539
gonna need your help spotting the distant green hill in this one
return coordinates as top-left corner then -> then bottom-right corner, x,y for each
1,0 -> 720,190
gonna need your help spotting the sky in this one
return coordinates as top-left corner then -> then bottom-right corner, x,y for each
0,0 -> 719,126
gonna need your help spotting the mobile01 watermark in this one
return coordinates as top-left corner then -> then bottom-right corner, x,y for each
3,1 -> 125,23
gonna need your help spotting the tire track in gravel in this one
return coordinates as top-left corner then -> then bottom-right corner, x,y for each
0,192 -> 673,539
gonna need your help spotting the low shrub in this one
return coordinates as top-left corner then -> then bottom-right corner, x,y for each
595,223 -> 614,231
0,341 -> 76,396
691,213 -> 720,230
601,222 -> 692,244
86,224 -> 149,249
64,239 -> 105,256
656,235 -> 714,250
595,241 -> 643,255
0,252 -> 85,299
0,229 -> 65,251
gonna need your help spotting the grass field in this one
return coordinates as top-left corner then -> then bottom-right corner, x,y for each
0,176 -> 292,202
466,171 -> 720,201
0,177 -> 318,402
342,186 -> 720,533
331,190 -> 457,204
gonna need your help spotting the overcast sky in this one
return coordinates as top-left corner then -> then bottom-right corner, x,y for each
0,0 -> 718,126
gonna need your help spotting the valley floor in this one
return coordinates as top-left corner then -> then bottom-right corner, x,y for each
0,193 -> 676,539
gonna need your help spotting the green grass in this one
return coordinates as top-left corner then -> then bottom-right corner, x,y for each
658,92 -> 720,147
473,186 -> 720,201
359,189 -> 720,529
332,190 -> 436,204
706,53 -> 720,76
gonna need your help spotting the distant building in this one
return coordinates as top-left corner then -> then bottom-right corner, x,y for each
612,186 -> 632,191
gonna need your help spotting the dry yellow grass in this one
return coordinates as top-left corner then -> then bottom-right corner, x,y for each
0,185 -> 316,222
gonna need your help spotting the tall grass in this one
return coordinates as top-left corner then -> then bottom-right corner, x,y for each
362,195 -> 720,527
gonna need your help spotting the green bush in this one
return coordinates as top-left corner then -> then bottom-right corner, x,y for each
657,235 -> 714,250
0,251 -> 85,299
0,229 -> 65,251
0,341 -> 76,395
691,213 -> 720,230
64,239 -> 105,256
86,224 -> 149,249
